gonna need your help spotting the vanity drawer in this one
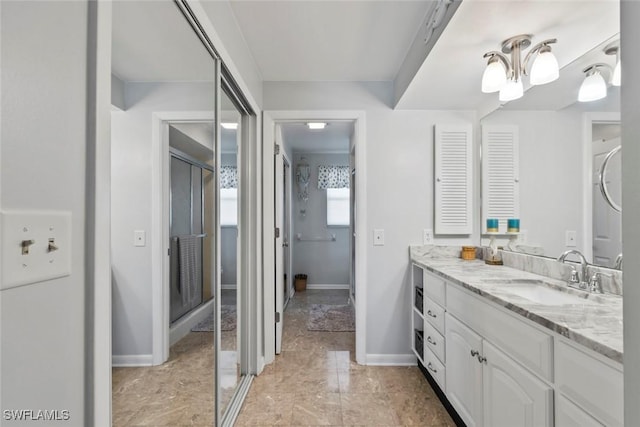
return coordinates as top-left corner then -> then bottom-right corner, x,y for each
424,321 -> 445,364
423,348 -> 446,392
424,297 -> 445,335
424,270 -> 446,306
555,340 -> 623,427
447,283 -> 553,381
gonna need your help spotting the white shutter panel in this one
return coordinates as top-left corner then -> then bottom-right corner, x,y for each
482,125 -> 519,233
434,124 -> 473,235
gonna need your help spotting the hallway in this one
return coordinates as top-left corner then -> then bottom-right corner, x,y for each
236,290 -> 456,426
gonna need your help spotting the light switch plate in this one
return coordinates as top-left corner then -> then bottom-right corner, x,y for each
1,210 -> 72,290
373,229 -> 385,246
566,230 -> 577,247
134,230 -> 146,247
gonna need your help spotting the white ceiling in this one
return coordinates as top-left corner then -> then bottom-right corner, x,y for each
280,121 -> 353,153
224,0 -> 435,81
112,0 -> 214,82
396,0 -> 620,111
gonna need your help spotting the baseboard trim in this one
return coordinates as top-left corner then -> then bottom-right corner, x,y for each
112,354 -> 153,367
306,284 -> 349,290
169,299 -> 214,346
365,353 -> 418,366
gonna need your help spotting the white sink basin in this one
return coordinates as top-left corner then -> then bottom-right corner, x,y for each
505,284 -> 588,306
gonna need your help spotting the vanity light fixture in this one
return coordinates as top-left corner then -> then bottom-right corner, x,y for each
481,34 -> 559,102
604,42 -> 621,87
221,122 -> 238,130
578,64 -> 609,102
307,122 -> 326,130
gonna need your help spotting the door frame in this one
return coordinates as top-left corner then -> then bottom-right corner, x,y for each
582,112 -> 620,263
262,110 -> 367,369
151,111 -> 216,365
282,152 -> 293,306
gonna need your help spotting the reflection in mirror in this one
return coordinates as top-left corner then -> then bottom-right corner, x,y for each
219,88 -> 242,415
480,33 -> 621,269
110,0 -> 216,424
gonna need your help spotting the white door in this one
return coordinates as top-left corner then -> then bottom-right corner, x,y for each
274,125 -> 285,354
445,313 -> 484,427
592,137 -> 621,267
482,341 -> 553,427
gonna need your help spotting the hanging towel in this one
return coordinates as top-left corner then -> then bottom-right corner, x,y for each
177,235 -> 198,306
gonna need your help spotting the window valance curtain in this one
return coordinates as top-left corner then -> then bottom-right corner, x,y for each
220,166 -> 238,189
318,165 -> 350,189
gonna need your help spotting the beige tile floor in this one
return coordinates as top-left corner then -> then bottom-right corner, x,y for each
236,290 -> 456,427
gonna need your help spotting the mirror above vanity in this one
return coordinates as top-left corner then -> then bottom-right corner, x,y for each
480,28 -> 621,269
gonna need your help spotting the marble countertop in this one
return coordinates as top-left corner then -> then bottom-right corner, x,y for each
410,246 -> 623,364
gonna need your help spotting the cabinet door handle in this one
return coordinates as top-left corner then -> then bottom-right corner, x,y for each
427,310 -> 437,318
426,336 -> 436,346
470,350 -> 479,357
477,355 -> 487,364
427,362 -> 437,373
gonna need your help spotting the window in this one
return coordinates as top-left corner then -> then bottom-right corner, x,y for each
327,188 -> 350,226
220,188 -> 238,226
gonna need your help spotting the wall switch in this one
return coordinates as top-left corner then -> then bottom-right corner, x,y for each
566,230 -> 577,247
423,229 -> 434,244
373,229 -> 385,246
134,230 -> 146,247
1,210 -> 72,290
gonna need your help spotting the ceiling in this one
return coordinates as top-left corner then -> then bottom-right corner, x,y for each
396,0 -> 620,111
112,0 -> 214,82
280,121 -> 353,153
223,0 -> 435,81
111,0 -> 620,115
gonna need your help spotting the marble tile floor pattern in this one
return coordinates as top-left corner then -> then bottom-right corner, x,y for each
235,289 -> 456,426
111,290 -> 455,426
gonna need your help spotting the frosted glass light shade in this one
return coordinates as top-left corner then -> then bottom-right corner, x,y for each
530,51 -> 559,85
612,60 -> 621,86
578,71 -> 607,102
481,60 -> 507,93
499,79 -> 523,102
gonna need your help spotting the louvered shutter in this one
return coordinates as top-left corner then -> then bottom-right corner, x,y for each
482,125 -> 519,233
434,124 -> 473,235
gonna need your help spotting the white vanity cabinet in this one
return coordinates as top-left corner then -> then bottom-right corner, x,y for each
411,265 -> 446,390
410,262 -> 622,427
445,313 -> 483,427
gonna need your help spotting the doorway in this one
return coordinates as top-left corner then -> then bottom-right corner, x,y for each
264,111 -> 367,368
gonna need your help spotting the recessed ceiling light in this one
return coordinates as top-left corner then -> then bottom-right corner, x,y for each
221,122 -> 238,130
307,122 -> 326,130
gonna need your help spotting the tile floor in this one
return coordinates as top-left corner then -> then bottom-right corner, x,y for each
112,290 -> 455,426
235,289 -> 456,426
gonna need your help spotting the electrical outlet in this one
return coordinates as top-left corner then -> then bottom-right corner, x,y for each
373,229 -> 385,246
566,230 -> 577,247
423,229 -> 434,244
134,230 -> 146,247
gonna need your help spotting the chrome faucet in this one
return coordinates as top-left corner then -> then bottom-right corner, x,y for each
557,249 -> 589,290
614,253 -> 623,270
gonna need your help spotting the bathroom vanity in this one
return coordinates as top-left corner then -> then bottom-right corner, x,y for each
410,246 -> 623,427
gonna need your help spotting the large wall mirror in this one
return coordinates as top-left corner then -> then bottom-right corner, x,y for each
110,1 -> 251,426
480,14 -> 621,269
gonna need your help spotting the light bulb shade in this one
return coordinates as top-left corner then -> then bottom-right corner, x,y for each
529,50 -> 559,85
481,60 -> 507,93
612,60 -> 621,86
578,71 -> 607,102
499,79 -> 523,102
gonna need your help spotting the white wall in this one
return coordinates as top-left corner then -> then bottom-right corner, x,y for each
111,82 -> 214,358
264,81 -> 477,356
221,153 -> 238,286
481,109 -> 584,258
290,152 -> 350,285
622,1 -> 640,424
1,1 -> 87,424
